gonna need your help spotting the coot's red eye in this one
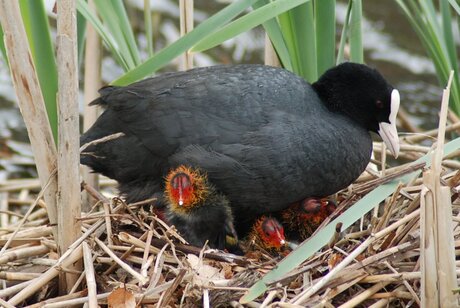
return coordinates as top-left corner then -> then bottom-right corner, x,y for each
376,100 -> 384,109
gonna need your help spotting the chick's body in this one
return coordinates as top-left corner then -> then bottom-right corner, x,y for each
164,165 -> 234,249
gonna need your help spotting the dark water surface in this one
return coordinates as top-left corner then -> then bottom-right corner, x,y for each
0,0 -> 451,178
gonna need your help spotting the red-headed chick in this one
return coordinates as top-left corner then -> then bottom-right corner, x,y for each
164,165 -> 237,249
281,197 -> 336,241
242,215 -> 290,256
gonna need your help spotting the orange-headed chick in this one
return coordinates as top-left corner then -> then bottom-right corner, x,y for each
164,165 -> 236,249
242,215 -> 289,256
281,197 -> 336,241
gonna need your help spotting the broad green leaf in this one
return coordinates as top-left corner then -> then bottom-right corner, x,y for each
253,0 -> 293,71
77,0 -> 129,70
93,0 -> 140,69
77,9 -> 87,68
337,0 -> 352,64
144,0 -> 154,57
315,0 -> 336,76
449,0 -> 460,15
112,0 -> 259,85
191,0 -> 311,53
394,0 -> 460,115
286,2 -> 317,81
0,25 -> 8,67
349,0 -> 362,63
19,0 -> 58,143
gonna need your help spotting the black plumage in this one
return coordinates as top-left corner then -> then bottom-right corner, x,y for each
81,63 -> 400,232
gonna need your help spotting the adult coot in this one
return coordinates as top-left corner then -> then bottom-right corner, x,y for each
163,165 -> 236,249
81,63 -> 400,231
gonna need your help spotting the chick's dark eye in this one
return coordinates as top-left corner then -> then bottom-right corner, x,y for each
376,100 -> 384,109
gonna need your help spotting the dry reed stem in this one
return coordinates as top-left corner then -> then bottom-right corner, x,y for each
29,292 -> 108,308
264,34 -> 281,67
0,297 -> 15,308
140,229 -> 154,278
401,120 -> 460,143
0,244 -> 49,264
82,0 -> 102,212
82,242 -> 98,308
339,281 -> 391,308
25,290 -> 89,308
179,0 -> 194,70
146,243 -> 169,291
104,232 -> 148,275
0,192 -> 8,228
0,272 -> 41,280
1,282 -> 35,300
103,200 -> 113,246
56,0 -> 81,293
420,71 -> 458,307
118,232 -> 170,258
7,245 -> 83,306
157,268 -> 187,307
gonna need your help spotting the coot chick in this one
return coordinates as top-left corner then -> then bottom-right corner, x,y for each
163,165 -> 236,249
281,198 -> 337,241
243,216 -> 288,256
80,63 -> 400,232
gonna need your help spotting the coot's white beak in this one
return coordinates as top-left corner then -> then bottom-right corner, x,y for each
378,89 -> 400,158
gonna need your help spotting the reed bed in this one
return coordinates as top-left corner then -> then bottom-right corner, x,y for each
0,123 -> 459,307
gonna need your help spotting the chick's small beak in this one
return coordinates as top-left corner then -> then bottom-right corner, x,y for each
378,89 -> 400,158
276,230 -> 286,246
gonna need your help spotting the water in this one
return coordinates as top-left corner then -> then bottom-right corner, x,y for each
0,0 -> 452,179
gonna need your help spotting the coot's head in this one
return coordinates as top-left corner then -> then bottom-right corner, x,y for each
253,216 -> 286,249
164,165 -> 209,214
312,62 -> 400,158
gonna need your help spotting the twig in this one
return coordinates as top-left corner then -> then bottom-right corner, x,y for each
94,237 -> 149,284
157,268 -> 187,307
80,132 -> 125,153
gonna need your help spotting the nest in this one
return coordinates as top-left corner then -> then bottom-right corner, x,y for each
1,116 -> 460,306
